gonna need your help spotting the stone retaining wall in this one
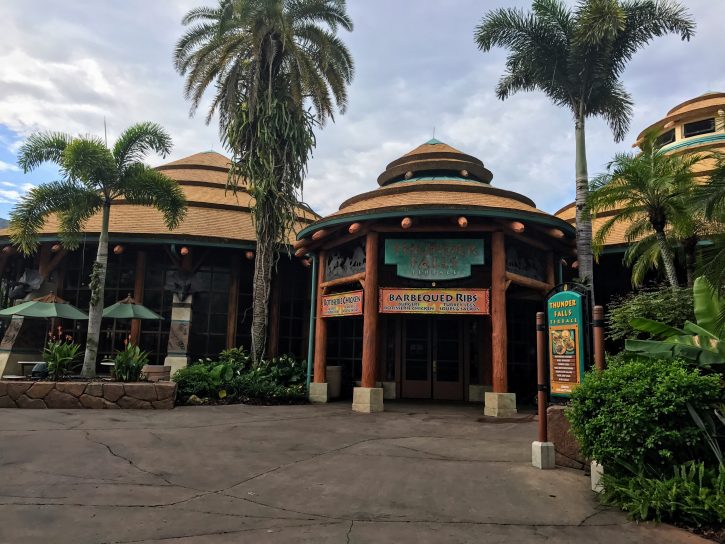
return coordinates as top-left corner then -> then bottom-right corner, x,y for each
547,405 -> 586,469
0,381 -> 176,409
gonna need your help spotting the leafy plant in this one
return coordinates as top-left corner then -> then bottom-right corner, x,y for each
600,462 -> 725,526
113,342 -> 149,382
567,357 -> 722,474
44,338 -> 81,380
625,277 -> 724,368
606,285 -> 693,343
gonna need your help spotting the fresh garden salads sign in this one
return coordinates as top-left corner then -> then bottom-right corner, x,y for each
320,290 -> 363,318
384,239 -> 484,280
379,288 -> 490,315
547,290 -> 586,397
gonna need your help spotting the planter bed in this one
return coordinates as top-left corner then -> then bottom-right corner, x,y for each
0,380 -> 176,409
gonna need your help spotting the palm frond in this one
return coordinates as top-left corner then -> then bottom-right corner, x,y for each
8,181 -> 102,254
16,132 -> 73,173
62,137 -> 117,190
113,122 -> 173,172
121,165 -> 188,230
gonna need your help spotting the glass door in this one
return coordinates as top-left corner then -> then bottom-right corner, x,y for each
433,317 -> 464,400
401,317 -> 431,398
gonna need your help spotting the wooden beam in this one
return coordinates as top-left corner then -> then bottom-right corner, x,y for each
505,271 -> 554,293
361,232 -> 379,389
457,216 -> 468,229
313,250 -> 327,384
401,217 -> 413,229
130,251 -> 147,345
320,271 -> 366,289
508,221 -> 525,234
491,231 -> 507,394
321,225 -> 369,250
348,222 -> 363,234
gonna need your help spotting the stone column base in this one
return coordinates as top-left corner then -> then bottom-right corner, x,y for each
532,441 -> 555,469
591,461 -> 604,493
352,387 -> 384,413
164,356 -> 189,378
308,382 -> 329,404
483,392 -> 517,417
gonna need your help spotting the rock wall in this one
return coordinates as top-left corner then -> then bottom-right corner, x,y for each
547,405 -> 586,469
0,381 -> 176,409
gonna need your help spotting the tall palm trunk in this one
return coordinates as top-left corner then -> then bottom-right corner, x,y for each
654,229 -> 679,289
574,112 -> 595,298
251,198 -> 276,363
81,200 -> 110,377
684,236 -> 697,288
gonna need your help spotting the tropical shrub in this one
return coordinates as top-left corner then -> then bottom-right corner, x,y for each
607,286 -> 693,342
172,351 -> 306,404
44,338 -> 81,380
567,357 -> 722,473
600,462 -> 725,526
113,342 -> 150,382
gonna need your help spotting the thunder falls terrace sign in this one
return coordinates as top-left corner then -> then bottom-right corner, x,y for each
547,290 -> 586,397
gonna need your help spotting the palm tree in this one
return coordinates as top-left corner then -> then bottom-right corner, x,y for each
586,131 -> 704,289
11,123 -> 188,377
696,154 -> 725,289
175,0 -> 353,362
475,0 -> 695,294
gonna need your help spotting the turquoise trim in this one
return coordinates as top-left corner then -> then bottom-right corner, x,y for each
297,208 -> 575,241
389,175 -> 478,185
660,132 -> 725,154
6,234 -> 259,250
306,254 -> 317,390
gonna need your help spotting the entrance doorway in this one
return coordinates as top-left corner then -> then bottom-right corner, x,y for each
401,316 -> 464,400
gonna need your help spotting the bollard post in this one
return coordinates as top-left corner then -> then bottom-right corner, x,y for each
592,305 -> 605,372
532,311 -> 555,469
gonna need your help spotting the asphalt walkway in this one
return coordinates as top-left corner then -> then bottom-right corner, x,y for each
0,402 -> 707,543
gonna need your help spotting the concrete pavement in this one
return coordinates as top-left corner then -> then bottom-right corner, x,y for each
0,402 -> 707,543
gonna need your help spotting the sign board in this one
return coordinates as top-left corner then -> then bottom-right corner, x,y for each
547,290 -> 586,397
379,288 -> 489,315
384,239 -> 484,280
320,290 -> 363,318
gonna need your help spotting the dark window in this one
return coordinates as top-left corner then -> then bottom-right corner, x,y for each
275,258 -> 310,359
655,128 -> 675,147
683,118 -> 715,138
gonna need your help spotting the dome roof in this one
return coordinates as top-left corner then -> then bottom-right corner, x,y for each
377,138 -> 493,186
298,140 -> 574,240
0,151 -> 318,247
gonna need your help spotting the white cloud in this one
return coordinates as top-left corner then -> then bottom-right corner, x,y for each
0,182 -> 34,204
0,0 -> 722,218
0,161 -> 19,172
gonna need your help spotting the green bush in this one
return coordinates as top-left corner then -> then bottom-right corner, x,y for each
172,351 -> 306,404
600,462 -> 725,526
44,339 -> 81,380
607,286 -> 694,342
567,357 -> 723,473
113,343 -> 149,382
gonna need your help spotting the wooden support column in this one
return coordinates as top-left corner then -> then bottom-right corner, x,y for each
491,230 -> 508,393
361,231 -> 379,389
313,250 -> 327,383
226,252 -> 241,349
130,251 -> 147,345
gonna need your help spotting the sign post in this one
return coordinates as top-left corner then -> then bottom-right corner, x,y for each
546,290 -> 586,397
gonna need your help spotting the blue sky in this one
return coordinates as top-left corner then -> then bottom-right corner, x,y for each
0,0 -> 724,219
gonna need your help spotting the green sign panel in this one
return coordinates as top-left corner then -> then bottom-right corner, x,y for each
384,239 -> 484,280
547,290 -> 586,397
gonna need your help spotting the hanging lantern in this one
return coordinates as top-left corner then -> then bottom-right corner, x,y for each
245,250 -> 255,260
180,246 -> 190,256
113,245 -> 124,255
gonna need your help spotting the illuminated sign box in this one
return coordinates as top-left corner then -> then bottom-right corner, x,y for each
379,288 -> 490,315
320,290 -> 364,317
547,290 -> 586,397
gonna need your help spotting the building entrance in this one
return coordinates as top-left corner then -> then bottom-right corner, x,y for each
401,316 -> 465,400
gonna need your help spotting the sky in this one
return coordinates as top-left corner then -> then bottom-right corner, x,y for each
0,0 -> 723,219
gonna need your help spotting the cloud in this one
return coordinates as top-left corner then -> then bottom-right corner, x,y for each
0,182 -> 34,205
0,161 -> 19,172
0,0 -> 723,219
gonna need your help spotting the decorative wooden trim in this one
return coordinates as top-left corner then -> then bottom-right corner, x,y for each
320,226 -> 369,250
361,232 -> 379,389
313,250 -> 327,384
320,272 -> 366,289
491,231 -> 507,394
374,224 -> 497,233
505,271 -> 554,293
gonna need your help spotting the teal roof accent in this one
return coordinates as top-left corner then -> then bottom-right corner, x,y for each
390,175 -> 477,185
659,133 -> 725,154
425,138 -> 444,145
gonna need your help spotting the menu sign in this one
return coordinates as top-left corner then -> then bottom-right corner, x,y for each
321,290 -> 363,318
547,290 -> 585,397
379,288 -> 490,315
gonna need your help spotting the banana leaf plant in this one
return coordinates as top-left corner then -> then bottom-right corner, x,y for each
625,277 -> 725,369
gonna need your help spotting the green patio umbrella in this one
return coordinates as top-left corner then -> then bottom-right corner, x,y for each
0,293 -> 89,320
102,295 -> 162,320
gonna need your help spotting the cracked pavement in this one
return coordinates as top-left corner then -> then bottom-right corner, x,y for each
0,402 -> 707,543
